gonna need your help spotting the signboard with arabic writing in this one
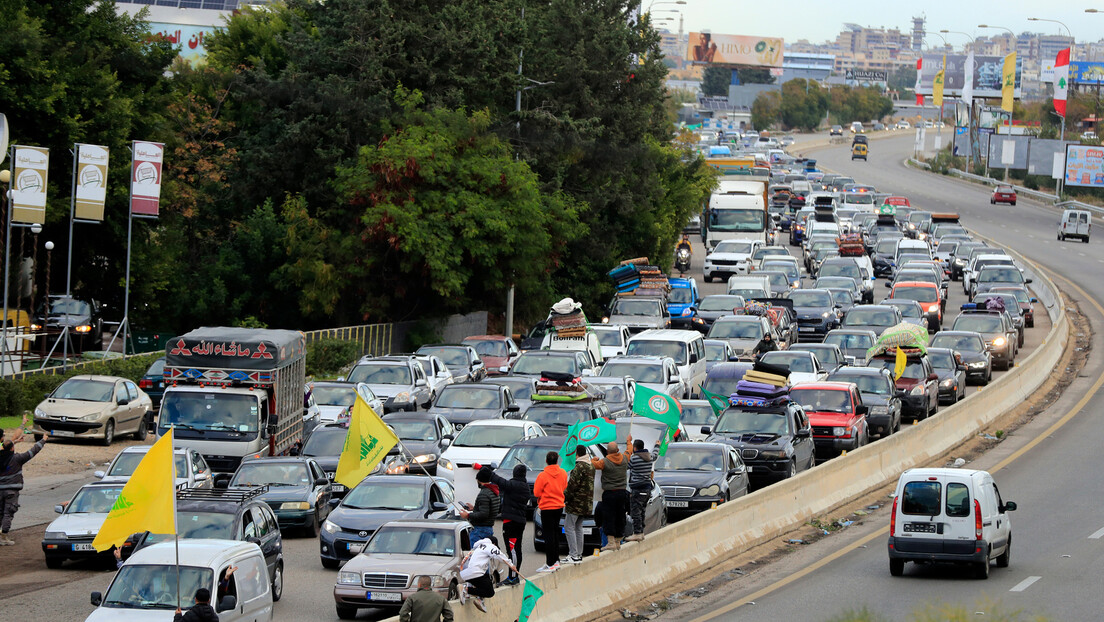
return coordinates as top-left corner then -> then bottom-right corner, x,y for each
75,144 -> 109,222
1064,145 -> 1104,188
130,141 -> 164,217
148,23 -> 213,64
165,327 -> 305,370
11,146 -> 49,225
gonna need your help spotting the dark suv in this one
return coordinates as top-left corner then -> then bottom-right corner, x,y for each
870,352 -> 939,421
703,401 -> 815,486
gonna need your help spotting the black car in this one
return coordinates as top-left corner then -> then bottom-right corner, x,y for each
509,350 -> 594,377
654,442 -> 749,520
703,401 -> 815,487
482,376 -> 537,417
521,399 -> 610,436
826,367 -> 902,437
786,288 -> 841,342
428,383 -> 519,429
382,412 -> 457,476
697,295 -> 747,329
137,357 -> 166,408
415,344 -> 488,382
319,474 -> 457,568
299,423 -> 363,499
225,456 -> 333,536
926,347 -> 967,404
950,311 -> 1017,370
32,295 -> 104,352
929,331 -> 992,384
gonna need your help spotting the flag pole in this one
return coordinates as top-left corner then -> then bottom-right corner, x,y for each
171,426 -> 180,610
394,437 -> 467,514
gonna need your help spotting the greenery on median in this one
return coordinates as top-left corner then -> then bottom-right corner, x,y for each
825,600 -> 1050,622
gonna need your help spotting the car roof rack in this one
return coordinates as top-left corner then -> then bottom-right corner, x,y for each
177,486 -> 268,503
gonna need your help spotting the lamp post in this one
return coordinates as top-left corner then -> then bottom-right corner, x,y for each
43,240 -> 52,362
645,0 -> 685,12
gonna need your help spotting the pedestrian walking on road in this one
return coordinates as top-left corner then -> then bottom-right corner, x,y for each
461,468 -> 501,543
533,451 -> 567,572
0,432 -> 47,545
592,440 -> 630,551
400,575 -> 454,622
459,536 -> 516,613
563,445 -> 594,563
173,588 -> 219,622
477,463 -> 531,585
626,436 -> 658,542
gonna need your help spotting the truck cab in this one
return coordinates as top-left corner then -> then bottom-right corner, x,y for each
667,277 -> 704,332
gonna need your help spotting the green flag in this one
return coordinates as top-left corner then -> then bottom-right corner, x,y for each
559,417 -> 617,470
700,386 -> 729,417
518,579 -> 545,622
632,385 -> 682,429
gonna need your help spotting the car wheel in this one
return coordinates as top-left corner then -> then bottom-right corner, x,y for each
1011,201 -> 1016,206
996,536 -> 1011,568
303,511 -> 319,538
990,199 -> 995,204
44,556 -> 64,569
271,561 -> 284,601
1058,232 -> 1063,241
133,414 -> 149,441
975,558 -> 991,580
787,459 -> 797,479
100,420 -> 115,446
889,558 -> 904,576
321,557 -> 339,569
448,580 -> 459,600
336,604 -> 359,620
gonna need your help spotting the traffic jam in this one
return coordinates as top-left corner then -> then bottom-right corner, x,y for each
28,132 -> 1043,621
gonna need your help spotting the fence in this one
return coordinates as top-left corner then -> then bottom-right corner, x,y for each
302,323 -> 394,359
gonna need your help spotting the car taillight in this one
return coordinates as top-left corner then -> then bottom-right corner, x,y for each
974,499 -> 983,540
890,496 -> 898,537
139,379 -> 152,389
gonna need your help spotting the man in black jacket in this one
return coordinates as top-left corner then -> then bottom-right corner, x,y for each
174,588 -> 219,622
461,468 -> 501,543
0,432 -> 47,545
478,463 -> 530,586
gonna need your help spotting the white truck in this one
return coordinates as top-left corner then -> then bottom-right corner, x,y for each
704,178 -> 771,248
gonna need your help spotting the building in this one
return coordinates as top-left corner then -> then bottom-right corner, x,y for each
112,0 -> 274,62
782,53 -> 835,83
911,16 -> 925,52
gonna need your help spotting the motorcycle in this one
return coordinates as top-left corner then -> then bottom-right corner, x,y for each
674,247 -> 692,273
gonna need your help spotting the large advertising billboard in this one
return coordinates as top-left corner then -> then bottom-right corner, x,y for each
687,33 -> 784,68
1069,62 -> 1104,86
918,55 -> 1021,98
1065,145 -> 1104,188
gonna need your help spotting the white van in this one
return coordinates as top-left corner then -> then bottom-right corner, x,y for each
88,539 -> 274,621
888,468 -> 1017,579
541,329 -> 605,365
726,274 -> 771,300
1059,209 -> 1091,242
894,239 -> 932,262
624,329 -> 707,398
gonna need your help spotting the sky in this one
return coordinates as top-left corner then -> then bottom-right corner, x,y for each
658,0 -> 1102,46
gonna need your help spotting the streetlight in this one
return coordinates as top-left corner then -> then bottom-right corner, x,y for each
1028,17 -> 1072,39
646,0 -> 685,11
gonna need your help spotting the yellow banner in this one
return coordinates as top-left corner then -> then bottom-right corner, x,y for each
894,347 -> 907,381
1001,52 -> 1017,112
11,146 -> 49,225
75,144 -> 109,221
93,429 -> 176,551
933,56 -> 946,108
335,394 -> 399,489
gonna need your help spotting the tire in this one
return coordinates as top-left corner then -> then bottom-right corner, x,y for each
336,604 -> 359,620
271,561 -> 284,602
100,420 -> 115,446
893,415 -> 902,434
889,558 -> 904,576
321,557 -> 339,569
448,580 -> 459,601
787,459 -> 797,479
133,414 -> 149,441
44,556 -> 64,569
975,558 -> 990,580
704,275 -> 713,283
996,536 -> 1011,568
1011,201 -> 1016,206
303,511 -> 319,538
1058,232 -> 1064,241
985,369 -> 992,385
990,199 -> 995,204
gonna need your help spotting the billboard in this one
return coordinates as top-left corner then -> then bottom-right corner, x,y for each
130,141 -> 164,217
1065,145 -> 1104,187
11,146 -> 49,225
687,33 -> 784,68
846,69 -> 887,82
918,55 -> 1021,98
1069,62 -> 1104,86
147,23 -> 214,65
75,144 -> 109,222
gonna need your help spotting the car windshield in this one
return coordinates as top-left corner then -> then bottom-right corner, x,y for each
996,185 -> 1013,193
978,267 -> 1023,283
762,272 -> 788,288
386,420 -> 438,442
709,319 -> 764,340
844,308 -> 896,327
908,212 -> 930,225
875,240 -> 899,255
302,428 -> 350,456
231,462 -> 311,487
873,357 -> 926,380
52,378 -> 114,402
103,565 -> 213,610
830,290 -> 854,306
465,339 -> 508,358
524,406 -> 586,429
348,364 -> 412,385
436,386 -> 500,409
937,242 -> 958,254
611,299 -> 662,316
343,482 -> 426,511
512,354 -> 577,376
844,193 -> 874,205
760,352 -> 814,373
817,277 -> 855,290
500,445 -> 555,471
824,332 -> 874,350
159,392 -> 260,433
365,526 -> 456,557
714,240 -> 754,254
625,340 -> 687,365
894,286 -> 938,303
715,409 -> 789,435
45,298 -> 90,315
67,486 -> 124,514
417,347 -> 470,369
709,210 -> 766,232
108,453 -> 187,479
819,265 -> 860,279
702,378 -> 742,399
953,316 -> 1003,333
668,288 -> 694,304
175,511 -> 235,539
655,447 -> 723,471
590,384 -> 626,403
312,385 -> 357,407
594,329 -> 624,346
680,404 -> 716,426
763,264 -> 798,279
705,342 -> 728,361
930,334 -> 984,352
145,359 -> 165,376
789,388 -> 852,413
453,424 -> 526,448
928,351 -> 956,369
601,361 -> 664,383
887,303 -> 922,319
494,379 -> 534,401
788,290 -> 832,307
829,372 -> 890,395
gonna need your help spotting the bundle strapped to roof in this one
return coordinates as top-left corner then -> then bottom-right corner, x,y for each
866,322 -> 929,359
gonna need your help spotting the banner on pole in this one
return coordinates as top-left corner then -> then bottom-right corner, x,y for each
130,141 -> 164,217
75,144 -> 109,221
11,146 -> 50,225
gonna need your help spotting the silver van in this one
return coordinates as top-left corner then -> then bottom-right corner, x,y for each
625,329 -> 707,398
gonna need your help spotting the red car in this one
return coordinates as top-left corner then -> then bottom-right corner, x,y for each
890,281 -> 943,331
788,382 -> 869,457
460,335 -> 521,375
991,184 -> 1017,205
883,196 -> 911,208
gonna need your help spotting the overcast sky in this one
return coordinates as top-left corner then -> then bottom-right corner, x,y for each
659,0 -> 1099,45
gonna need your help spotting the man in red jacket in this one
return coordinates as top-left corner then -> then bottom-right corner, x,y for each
533,451 -> 567,573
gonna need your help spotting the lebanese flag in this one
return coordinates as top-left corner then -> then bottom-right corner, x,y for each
915,58 -> 924,105
1054,48 -> 1070,118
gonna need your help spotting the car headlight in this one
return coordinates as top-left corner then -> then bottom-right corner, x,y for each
602,317 -> 609,323
392,392 -> 413,404
759,450 -> 787,459
910,385 -> 926,396
338,571 -> 361,585
45,531 -> 67,540
323,519 -> 339,534
31,323 -> 42,331
940,378 -> 956,387
80,413 -> 101,421
438,458 -> 455,472
682,307 -> 694,317
698,485 -> 720,497
412,454 -> 436,464
992,337 -> 1006,347
832,426 -> 847,436
413,575 -> 448,588
34,407 -> 47,419
869,406 -> 889,415
822,311 -> 832,318
74,325 -> 92,334
280,502 -> 310,510
969,361 -> 986,368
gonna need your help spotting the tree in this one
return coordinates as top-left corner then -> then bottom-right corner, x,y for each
780,79 -> 829,131
889,65 -> 917,95
737,67 -> 775,85
701,66 -> 732,97
751,91 -> 782,130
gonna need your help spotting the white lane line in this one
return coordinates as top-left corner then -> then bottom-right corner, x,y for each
1009,576 -> 1042,592
1089,526 -> 1104,539
1079,252 -> 1087,257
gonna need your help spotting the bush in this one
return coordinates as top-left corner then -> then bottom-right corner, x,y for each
0,353 -> 162,419
306,338 -> 359,377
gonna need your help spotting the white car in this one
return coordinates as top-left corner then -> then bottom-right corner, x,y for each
308,381 -> 383,424
703,238 -> 763,282
413,354 -> 455,399
43,482 -> 125,568
599,355 -> 684,399
590,324 -> 632,359
95,445 -> 212,490
758,350 -> 827,385
895,120 -> 911,130
439,419 -> 545,469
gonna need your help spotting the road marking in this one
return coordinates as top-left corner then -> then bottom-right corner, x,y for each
1088,526 -> 1104,539
1009,576 -> 1041,592
1079,252 -> 1087,257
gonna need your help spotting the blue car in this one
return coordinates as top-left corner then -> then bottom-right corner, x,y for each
667,277 -> 706,332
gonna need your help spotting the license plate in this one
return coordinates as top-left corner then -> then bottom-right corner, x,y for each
904,522 -> 937,533
347,542 -> 366,554
366,591 -> 401,602
582,527 -> 592,535
332,484 -> 345,492
52,430 -> 75,438
668,500 -> 689,508
800,327 -> 815,331
72,542 -> 96,552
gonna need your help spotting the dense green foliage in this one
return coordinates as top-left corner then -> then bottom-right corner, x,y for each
752,81 -> 891,131
701,66 -> 731,97
0,353 -> 161,418
306,338 -> 359,377
780,79 -> 830,131
828,85 -> 895,125
751,91 -> 782,131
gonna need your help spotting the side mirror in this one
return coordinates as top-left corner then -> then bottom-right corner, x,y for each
884,282 -> 892,288
1030,297 -> 1038,303
93,470 -> 105,479
314,477 -> 329,487
506,404 -> 521,412
117,398 -> 130,406
1003,501 -> 1017,512
415,378 -> 427,387
700,425 -> 712,435
329,498 -> 341,507
498,366 -> 510,374
856,405 -> 869,416
689,353 -> 699,364
796,428 -> 812,438
91,592 -> 103,607
336,376 -> 346,382
213,474 -> 232,489
581,369 -> 596,377
218,595 -> 237,613
55,504 -> 64,514
431,501 -> 449,512
439,438 -> 452,448
1025,278 -> 1033,284
438,371 -> 450,378
194,472 -> 209,482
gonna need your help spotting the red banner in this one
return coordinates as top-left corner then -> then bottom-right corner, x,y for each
130,141 -> 164,217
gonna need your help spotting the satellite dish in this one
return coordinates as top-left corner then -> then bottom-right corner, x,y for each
0,113 -> 8,165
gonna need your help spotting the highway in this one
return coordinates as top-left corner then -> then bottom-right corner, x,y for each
659,133 -> 1104,621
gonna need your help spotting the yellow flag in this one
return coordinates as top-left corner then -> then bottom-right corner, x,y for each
894,347 -> 907,381
1001,52 -> 1016,112
92,429 -> 176,552
335,394 -> 399,489
933,55 -> 946,108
